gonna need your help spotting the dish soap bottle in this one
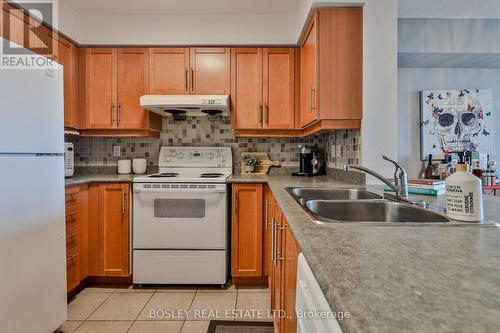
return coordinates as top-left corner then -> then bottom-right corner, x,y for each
445,163 -> 484,221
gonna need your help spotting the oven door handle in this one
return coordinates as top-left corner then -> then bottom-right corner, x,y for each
133,188 -> 226,194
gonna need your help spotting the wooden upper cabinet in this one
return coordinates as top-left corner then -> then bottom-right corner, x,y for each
300,13 -> 318,128
263,48 -> 295,129
190,48 -> 230,94
232,184 -> 263,277
117,48 -> 149,128
149,48 -> 189,94
231,48 -> 263,129
98,183 -> 129,277
49,31 -> 78,128
299,8 -> 363,129
85,48 -> 117,129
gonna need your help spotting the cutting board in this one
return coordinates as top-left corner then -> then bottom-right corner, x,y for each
240,152 -> 280,174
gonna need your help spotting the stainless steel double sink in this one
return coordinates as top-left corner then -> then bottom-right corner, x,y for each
287,187 -> 451,224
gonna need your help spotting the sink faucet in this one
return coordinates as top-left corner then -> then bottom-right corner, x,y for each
343,155 -> 409,198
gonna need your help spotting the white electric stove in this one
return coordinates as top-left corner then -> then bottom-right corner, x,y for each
132,147 -> 232,285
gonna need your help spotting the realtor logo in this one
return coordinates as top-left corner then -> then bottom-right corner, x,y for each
1,0 -> 58,69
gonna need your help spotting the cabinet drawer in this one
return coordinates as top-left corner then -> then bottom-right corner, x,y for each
65,205 -> 80,228
66,224 -> 80,250
65,186 -> 80,206
66,245 -> 80,292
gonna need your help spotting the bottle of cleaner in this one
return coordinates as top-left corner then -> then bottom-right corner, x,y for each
445,163 -> 484,221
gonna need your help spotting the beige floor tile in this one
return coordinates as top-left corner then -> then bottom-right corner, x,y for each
237,285 -> 269,293
235,292 -> 272,321
197,282 -> 236,293
79,287 -> 117,294
187,292 -> 236,321
180,321 -> 211,333
74,321 -> 132,333
67,292 -> 112,320
137,292 -> 196,320
115,285 -> 157,293
88,292 -> 154,320
128,321 -> 183,333
57,321 -> 82,333
156,286 -> 198,293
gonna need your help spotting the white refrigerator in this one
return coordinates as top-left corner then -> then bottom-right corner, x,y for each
0,39 -> 67,332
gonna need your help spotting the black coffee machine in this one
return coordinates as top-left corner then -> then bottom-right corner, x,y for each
292,145 -> 324,177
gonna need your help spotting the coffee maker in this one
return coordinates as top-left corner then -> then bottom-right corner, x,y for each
292,145 -> 324,176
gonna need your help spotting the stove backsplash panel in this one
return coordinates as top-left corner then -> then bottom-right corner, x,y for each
68,117 -> 361,169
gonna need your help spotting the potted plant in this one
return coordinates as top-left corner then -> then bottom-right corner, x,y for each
242,155 -> 261,173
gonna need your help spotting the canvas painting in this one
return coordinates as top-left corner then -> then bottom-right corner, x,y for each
420,89 -> 493,160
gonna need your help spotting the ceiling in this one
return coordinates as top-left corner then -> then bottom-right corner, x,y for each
63,0 -> 302,15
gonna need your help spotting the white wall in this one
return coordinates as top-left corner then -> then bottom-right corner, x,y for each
297,0 -> 399,181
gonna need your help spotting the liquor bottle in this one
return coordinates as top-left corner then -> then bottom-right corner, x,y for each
424,154 -> 434,179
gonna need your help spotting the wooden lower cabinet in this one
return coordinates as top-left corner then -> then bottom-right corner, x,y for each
65,182 -> 130,294
232,184 -> 264,278
97,183 -> 130,277
231,184 -> 301,333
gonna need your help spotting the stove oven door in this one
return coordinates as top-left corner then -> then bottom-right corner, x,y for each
133,183 -> 227,249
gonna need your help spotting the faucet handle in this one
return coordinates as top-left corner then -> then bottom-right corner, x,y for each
382,155 -> 406,173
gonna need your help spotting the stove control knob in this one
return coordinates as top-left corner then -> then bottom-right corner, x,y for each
208,152 -> 215,159
170,151 -> 177,157
216,151 -> 221,157
178,152 -> 184,159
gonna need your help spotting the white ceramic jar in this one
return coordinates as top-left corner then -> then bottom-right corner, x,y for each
117,159 -> 132,174
132,158 -> 147,174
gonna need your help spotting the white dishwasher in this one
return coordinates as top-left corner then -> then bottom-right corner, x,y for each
296,254 -> 343,333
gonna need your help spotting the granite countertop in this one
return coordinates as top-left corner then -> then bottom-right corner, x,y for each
65,173 -> 136,186
264,174 -> 500,333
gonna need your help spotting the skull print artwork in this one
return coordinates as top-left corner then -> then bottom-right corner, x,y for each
432,91 -> 483,152
421,89 -> 493,160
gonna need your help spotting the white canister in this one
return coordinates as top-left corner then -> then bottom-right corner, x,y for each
132,158 -> 147,174
117,159 -> 132,174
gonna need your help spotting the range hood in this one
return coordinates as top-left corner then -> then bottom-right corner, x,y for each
140,95 -> 230,118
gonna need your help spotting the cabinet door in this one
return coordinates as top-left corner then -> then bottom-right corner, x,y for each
98,183 -> 129,277
232,184 -> 263,277
47,31 -> 78,129
231,48 -> 263,129
190,48 -> 230,94
300,13 -> 318,127
86,48 -> 117,128
117,48 -> 149,129
283,221 -> 300,333
149,48 -> 189,94
263,48 -> 295,129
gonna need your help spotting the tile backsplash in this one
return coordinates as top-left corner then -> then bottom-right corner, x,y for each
68,116 -> 361,170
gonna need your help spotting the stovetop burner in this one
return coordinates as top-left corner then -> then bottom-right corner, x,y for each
200,173 -> 224,178
149,172 -> 179,178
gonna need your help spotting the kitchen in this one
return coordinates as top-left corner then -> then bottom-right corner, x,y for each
1,1 -> 500,333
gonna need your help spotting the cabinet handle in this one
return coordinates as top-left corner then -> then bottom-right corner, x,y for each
234,191 -> 239,215
67,253 -> 79,262
271,218 -> 276,264
265,104 -> 269,124
117,104 -> 121,126
191,68 -> 194,91
111,104 -> 116,124
259,104 -> 263,123
185,68 -> 188,91
264,199 -> 268,230
66,232 -> 79,239
122,190 -> 126,214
